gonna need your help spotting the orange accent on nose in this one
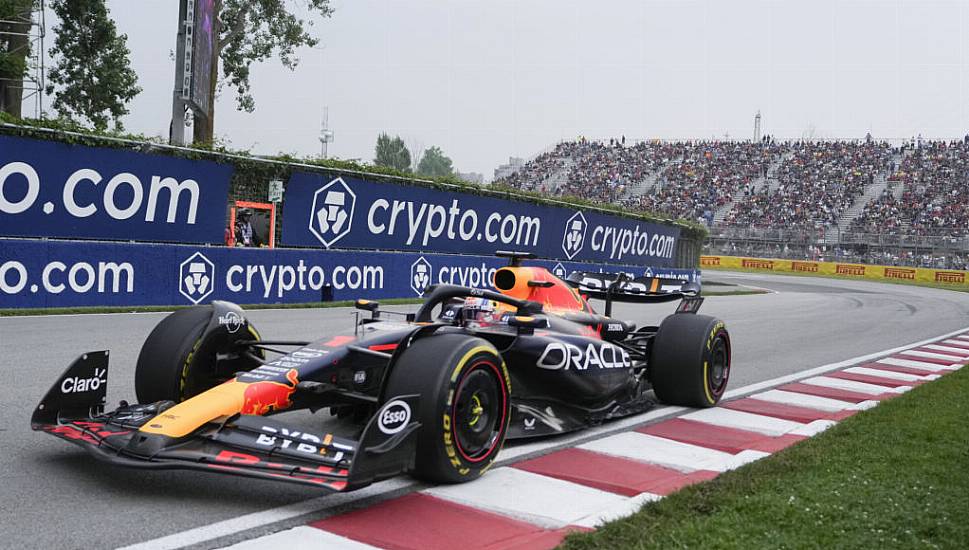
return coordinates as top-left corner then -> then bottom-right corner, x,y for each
139,369 -> 301,438
324,335 -> 356,347
369,343 -> 398,352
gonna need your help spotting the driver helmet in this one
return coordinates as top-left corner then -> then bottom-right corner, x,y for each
462,296 -> 498,324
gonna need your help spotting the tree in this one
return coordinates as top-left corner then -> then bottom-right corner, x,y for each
193,0 -> 334,144
417,146 -> 454,178
374,133 -> 411,172
0,0 -> 32,117
45,0 -> 141,131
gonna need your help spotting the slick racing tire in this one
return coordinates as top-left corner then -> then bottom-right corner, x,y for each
135,306 -> 261,404
649,314 -> 731,408
384,333 -> 511,484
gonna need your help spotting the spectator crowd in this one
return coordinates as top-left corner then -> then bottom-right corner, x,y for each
496,136 -> 969,270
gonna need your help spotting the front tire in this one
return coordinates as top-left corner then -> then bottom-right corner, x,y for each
649,314 -> 731,408
135,305 -> 261,404
384,333 -> 511,484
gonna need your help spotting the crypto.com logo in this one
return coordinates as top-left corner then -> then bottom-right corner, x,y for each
561,211 -> 587,259
552,262 -> 568,279
410,256 -> 432,296
179,252 -> 214,304
309,177 -> 356,248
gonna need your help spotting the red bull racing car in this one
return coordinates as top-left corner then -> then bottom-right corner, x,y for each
32,252 -> 731,492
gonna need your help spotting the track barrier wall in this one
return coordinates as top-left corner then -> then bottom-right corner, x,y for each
0,238 -> 699,309
0,131 -> 701,309
0,135 -> 232,244
701,255 -> 969,286
283,172 -> 681,266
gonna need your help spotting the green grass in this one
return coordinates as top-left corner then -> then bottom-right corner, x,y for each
0,297 -> 425,317
561,367 -> 969,549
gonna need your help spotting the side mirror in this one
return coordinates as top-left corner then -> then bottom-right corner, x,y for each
507,315 -> 549,334
355,299 -> 380,319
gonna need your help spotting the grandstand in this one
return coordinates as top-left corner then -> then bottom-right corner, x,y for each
494,137 -> 969,270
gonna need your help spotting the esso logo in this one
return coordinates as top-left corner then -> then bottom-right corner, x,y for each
378,400 -> 411,434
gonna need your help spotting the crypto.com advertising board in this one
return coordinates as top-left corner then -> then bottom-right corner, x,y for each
281,173 -> 681,267
0,135 -> 232,244
0,238 -> 698,309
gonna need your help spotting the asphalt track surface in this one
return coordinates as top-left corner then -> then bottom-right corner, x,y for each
4,272 -> 969,549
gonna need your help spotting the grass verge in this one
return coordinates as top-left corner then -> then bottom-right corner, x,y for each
561,366 -> 969,549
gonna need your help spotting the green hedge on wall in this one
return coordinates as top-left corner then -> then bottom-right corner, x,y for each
0,116 -> 706,267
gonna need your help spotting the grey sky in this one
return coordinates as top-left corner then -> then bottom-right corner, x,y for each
42,0 -> 969,179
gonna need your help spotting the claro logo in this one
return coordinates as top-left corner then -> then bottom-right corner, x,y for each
0,161 -> 202,223
61,367 -> 106,394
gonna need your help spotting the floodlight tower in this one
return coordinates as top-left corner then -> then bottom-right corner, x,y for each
320,107 -> 335,159
754,110 -> 762,142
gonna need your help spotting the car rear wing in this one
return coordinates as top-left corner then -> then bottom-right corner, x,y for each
565,271 -> 701,316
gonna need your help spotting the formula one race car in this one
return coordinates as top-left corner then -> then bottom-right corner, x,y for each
32,252 -> 731,492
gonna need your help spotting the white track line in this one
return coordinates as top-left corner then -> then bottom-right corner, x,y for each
578,432 -> 769,473
680,408 -> 806,437
800,376 -> 910,395
876,357 -> 958,372
748,389 -> 877,412
845,366 -> 938,382
941,339 -> 969,348
573,492 -> 662,529
423,468 -> 628,529
922,344 -> 969,357
899,349 -> 968,362
118,323 -> 969,550
219,526 -> 378,550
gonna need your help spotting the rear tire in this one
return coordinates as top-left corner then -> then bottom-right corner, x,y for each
649,314 -> 731,408
384,333 -> 511,484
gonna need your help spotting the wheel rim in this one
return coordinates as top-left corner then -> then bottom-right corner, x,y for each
452,361 -> 505,461
708,333 -> 730,397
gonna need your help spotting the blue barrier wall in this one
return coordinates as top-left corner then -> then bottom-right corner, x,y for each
0,135 -> 232,244
0,239 -> 699,309
282,173 -> 681,267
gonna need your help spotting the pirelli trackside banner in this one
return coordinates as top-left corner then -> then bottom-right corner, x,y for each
0,135 -> 232,244
280,173 -> 681,267
700,255 -> 969,286
0,238 -> 698,309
